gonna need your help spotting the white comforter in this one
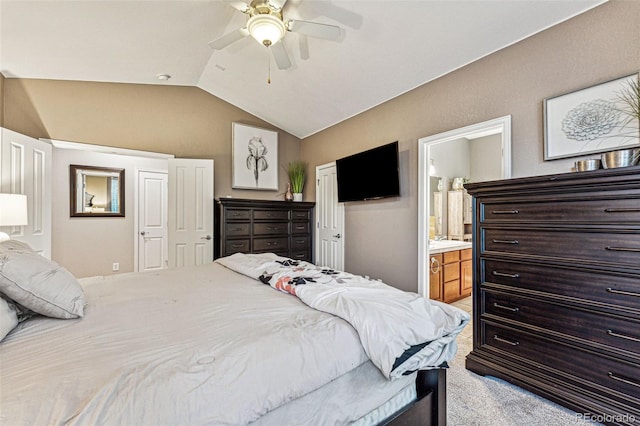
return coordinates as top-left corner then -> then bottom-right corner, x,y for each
1,262 -> 373,425
215,253 -> 469,379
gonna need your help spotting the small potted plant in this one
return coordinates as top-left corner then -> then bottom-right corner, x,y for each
287,161 -> 306,201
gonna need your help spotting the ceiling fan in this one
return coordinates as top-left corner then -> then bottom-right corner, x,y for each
209,0 -> 342,70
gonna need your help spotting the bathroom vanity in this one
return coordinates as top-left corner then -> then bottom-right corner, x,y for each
428,240 -> 472,303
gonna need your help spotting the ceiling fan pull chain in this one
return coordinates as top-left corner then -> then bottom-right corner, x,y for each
267,50 -> 271,84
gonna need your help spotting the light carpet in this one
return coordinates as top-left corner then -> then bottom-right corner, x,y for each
446,337 -> 602,425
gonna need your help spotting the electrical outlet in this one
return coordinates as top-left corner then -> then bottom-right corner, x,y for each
112,262 -> 120,272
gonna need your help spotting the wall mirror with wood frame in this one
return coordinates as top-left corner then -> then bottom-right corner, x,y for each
70,165 -> 125,217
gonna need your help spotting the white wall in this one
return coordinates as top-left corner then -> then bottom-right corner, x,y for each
470,134 -> 502,182
52,148 -> 167,277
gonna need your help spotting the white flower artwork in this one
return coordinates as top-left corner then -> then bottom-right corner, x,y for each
544,73 -> 640,160
232,123 -> 278,190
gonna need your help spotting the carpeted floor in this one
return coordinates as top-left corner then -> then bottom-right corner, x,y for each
447,299 -> 602,426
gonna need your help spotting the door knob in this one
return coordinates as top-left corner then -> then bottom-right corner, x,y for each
201,235 -> 212,240
333,233 -> 341,239
140,231 -> 146,236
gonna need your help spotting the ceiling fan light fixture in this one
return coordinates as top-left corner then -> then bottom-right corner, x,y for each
247,14 -> 285,47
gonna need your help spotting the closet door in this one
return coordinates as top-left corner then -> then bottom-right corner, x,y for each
167,158 -> 214,267
0,128 -> 52,258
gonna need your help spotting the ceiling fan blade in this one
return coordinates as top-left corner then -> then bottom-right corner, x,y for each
224,0 -> 251,14
287,20 -> 341,40
271,41 -> 292,70
208,27 -> 250,50
270,0 -> 288,10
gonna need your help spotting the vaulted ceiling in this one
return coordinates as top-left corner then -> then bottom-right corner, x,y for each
0,0 -> 606,138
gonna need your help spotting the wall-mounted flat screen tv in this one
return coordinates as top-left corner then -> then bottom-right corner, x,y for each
336,141 -> 400,202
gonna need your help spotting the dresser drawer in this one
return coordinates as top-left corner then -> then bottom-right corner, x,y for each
224,223 -> 250,237
481,198 -> 640,223
290,250 -> 310,261
482,259 -> 640,316
225,239 -> 250,254
254,222 -> 289,235
253,209 -> 289,221
482,322 -> 640,398
253,237 -> 288,252
482,228 -> 640,267
291,235 -> 309,250
226,209 -> 251,220
291,222 -> 310,234
292,210 -> 311,221
482,289 -> 640,355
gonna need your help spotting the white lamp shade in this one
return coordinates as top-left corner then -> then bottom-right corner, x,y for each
0,194 -> 28,227
247,14 -> 285,46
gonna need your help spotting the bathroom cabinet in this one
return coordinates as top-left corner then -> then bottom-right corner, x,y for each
429,247 -> 472,303
447,190 -> 472,241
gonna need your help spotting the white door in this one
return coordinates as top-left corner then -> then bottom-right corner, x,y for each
0,128 -> 52,258
315,162 -> 344,270
137,170 -> 168,272
168,159 -> 214,268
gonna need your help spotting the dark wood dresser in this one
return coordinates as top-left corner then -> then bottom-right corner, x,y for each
464,166 -> 640,425
215,198 -> 315,262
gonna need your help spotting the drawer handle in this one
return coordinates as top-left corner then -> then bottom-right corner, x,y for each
607,287 -> 640,298
605,246 -> 640,253
608,372 -> 640,388
266,227 -> 279,231
493,302 -> 519,313
230,244 -> 245,248
492,271 -> 520,279
295,239 -> 306,244
492,239 -> 519,245
266,241 -> 278,246
493,335 -> 519,346
605,208 -> 640,213
231,227 -> 244,232
491,210 -> 519,214
607,329 -> 640,343
295,226 -> 306,230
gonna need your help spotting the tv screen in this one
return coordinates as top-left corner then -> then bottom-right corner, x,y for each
336,141 -> 400,202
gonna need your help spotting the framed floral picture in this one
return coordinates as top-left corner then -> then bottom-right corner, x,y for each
232,122 -> 278,190
544,73 -> 640,160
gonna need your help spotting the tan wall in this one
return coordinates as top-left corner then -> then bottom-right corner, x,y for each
2,80 -> 301,200
53,148 -> 168,277
0,74 -> 4,126
300,0 -> 640,292
2,80 -> 302,274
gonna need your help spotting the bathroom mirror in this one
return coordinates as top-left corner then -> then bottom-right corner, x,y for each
70,165 -> 125,217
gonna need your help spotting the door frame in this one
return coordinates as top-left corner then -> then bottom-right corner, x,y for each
417,116 -> 512,298
315,162 -> 345,269
134,168 -> 169,272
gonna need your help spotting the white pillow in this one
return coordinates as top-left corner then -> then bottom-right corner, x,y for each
0,297 -> 19,341
0,240 -> 85,319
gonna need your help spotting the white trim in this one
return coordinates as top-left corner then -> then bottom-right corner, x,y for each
45,139 -> 175,159
417,115 -> 512,298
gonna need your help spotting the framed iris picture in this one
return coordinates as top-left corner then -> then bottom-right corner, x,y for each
232,122 -> 278,190
544,73 -> 640,160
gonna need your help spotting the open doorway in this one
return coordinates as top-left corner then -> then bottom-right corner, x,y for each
417,116 -> 512,299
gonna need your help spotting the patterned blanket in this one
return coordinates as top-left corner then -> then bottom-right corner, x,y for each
215,253 -> 469,379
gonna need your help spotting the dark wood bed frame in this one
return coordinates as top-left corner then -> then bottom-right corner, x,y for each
384,368 -> 447,425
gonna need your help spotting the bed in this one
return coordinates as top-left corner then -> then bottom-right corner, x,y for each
0,241 -> 469,425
